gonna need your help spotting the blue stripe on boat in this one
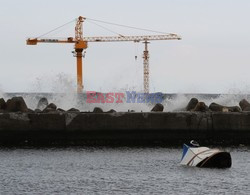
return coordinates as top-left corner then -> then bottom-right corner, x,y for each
181,144 -> 189,160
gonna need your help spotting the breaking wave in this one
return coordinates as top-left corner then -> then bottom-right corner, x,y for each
1,73 -> 250,112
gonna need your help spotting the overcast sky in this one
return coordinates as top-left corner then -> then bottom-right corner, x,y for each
0,0 -> 250,93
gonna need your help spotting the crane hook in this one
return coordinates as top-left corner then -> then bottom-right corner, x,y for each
134,41 -> 139,61
83,50 -> 86,58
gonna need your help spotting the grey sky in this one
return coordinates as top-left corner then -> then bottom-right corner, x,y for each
0,0 -> 250,93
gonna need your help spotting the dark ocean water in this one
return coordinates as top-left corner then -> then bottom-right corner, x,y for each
0,147 -> 249,194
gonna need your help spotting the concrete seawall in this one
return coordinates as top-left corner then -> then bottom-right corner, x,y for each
1,112 -> 250,146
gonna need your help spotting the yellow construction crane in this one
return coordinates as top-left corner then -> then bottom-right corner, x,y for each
27,16 -> 181,93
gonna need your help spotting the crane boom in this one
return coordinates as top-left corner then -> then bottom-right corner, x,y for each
27,34 -> 180,45
26,16 -> 181,93
85,34 -> 181,42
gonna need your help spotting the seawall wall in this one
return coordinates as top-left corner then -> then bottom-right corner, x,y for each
0,112 -> 250,146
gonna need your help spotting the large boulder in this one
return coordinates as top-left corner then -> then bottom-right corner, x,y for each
37,97 -> 48,110
67,108 -> 80,112
209,102 -> 241,112
93,107 -> 103,113
209,103 -> 224,112
107,109 -> 116,113
57,108 -> 65,112
34,108 -> 42,113
239,99 -> 250,111
151,103 -> 164,112
6,97 -> 28,112
186,98 -> 199,111
192,102 -> 209,112
242,107 -> 250,111
0,98 -> 6,110
229,106 -> 241,112
42,103 -> 57,113
28,108 -> 35,113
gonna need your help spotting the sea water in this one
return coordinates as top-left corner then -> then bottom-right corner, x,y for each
0,147 -> 249,194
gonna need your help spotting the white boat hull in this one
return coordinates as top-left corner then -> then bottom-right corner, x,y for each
180,144 -> 231,168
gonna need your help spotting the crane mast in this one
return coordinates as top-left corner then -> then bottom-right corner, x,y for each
74,16 -> 86,93
143,41 -> 150,93
75,16 -> 84,41
26,16 -> 181,93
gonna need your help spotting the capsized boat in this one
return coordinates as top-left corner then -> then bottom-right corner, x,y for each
180,140 -> 232,168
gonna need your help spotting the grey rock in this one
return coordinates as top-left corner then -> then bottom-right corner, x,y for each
28,108 -> 35,113
107,109 -> 116,113
57,108 -> 65,112
67,108 -> 80,112
192,102 -> 209,112
209,103 -> 224,112
47,103 -> 57,110
42,108 -> 58,113
34,109 -> 42,113
37,97 -> 49,110
0,98 -> 6,110
93,107 -> 103,113
43,103 -> 57,113
6,97 -> 28,112
209,103 -> 241,112
242,107 -> 250,111
186,98 -> 199,111
151,103 -> 164,112
231,106 -> 242,112
239,99 -> 250,111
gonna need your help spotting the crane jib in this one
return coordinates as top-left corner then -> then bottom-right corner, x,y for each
41,39 -> 59,43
